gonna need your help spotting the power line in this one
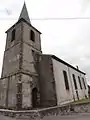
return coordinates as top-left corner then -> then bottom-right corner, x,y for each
31,17 -> 90,20
0,17 -> 90,20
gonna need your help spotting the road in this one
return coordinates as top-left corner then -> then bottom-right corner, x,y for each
0,113 -> 90,120
0,115 -> 16,120
42,113 -> 90,120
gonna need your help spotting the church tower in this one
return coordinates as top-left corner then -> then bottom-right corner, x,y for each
0,2 -> 42,110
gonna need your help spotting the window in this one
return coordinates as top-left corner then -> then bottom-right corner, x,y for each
78,76 -> 82,89
82,77 -> 86,89
11,29 -> 15,42
30,30 -> 35,42
63,70 -> 69,90
72,74 -> 77,89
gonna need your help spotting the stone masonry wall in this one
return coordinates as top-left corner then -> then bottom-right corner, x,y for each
0,101 -> 90,120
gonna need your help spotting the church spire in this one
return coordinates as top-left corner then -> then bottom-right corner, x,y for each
18,2 -> 31,24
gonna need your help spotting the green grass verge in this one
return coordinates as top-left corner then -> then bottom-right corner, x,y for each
72,98 -> 90,104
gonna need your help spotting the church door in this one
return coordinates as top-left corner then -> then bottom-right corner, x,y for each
32,88 -> 37,108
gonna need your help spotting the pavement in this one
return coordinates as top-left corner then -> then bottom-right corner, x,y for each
0,115 -> 16,120
42,113 -> 90,120
0,113 -> 90,120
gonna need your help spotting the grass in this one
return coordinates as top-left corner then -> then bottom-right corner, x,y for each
72,98 -> 90,104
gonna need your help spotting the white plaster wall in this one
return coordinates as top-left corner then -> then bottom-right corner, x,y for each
69,68 -> 88,100
80,73 -> 88,98
52,59 -> 73,105
52,58 -> 88,105
69,67 -> 86,100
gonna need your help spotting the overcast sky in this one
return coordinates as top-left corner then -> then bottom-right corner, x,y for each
0,0 -> 90,84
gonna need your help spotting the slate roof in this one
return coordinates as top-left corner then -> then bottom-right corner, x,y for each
18,2 -> 31,24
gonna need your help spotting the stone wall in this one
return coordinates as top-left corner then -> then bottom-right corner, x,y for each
0,19 -> 42,110
0,102 -> 90,120
0,74 -> 19,109
38,102 -> 90,118
23,22 -> 41,52
37,55 -> 57,107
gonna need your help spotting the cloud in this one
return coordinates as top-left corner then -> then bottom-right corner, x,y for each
80,0 -> 90,12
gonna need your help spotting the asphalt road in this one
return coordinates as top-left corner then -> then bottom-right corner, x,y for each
0,115 -> 16,120
42,113 -> 90,120
0,113 -> 90,120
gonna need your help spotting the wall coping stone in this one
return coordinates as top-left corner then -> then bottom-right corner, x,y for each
0,102 -> 90,119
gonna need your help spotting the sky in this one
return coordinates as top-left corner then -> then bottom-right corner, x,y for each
0,0 -> 90,84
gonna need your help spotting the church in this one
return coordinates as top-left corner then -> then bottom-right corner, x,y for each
0,3 -> 88,110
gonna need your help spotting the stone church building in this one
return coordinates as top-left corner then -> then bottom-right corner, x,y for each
0,3 -> 88,110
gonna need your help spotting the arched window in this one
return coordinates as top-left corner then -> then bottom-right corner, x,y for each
11,29 -> 16,42
78,76 -> 82,89
63,70 -> 69,90
82,77 -> 86,89
30,30 -> 35,42
72,74 -> 77,90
